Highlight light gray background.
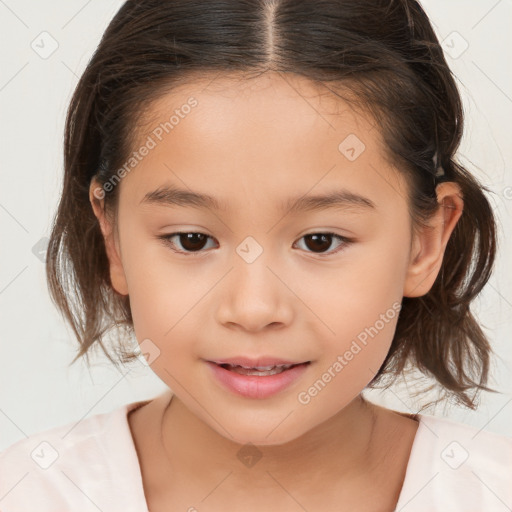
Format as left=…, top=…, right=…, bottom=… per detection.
left=1, top=0, right=511, bottom=452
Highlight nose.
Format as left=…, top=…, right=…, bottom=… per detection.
left=215, top=252, right=294, bottom=333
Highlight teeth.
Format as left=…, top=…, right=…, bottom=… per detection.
left=224, top=364, right=295, bottom=376
left=240, top=364, right=293, bottom=370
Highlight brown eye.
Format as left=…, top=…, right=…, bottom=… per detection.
left=294, top=233, right=351, bottom=255
left=304, top=234, right=332, bottom=252
left=160, top=232, right=215, bottom=254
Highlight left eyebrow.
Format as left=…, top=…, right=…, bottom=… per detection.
left=139, top=184, right=377, bottom=213
left=283, top=189, right=377, bottom=214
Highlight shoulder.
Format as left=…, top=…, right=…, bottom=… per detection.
left=0, top=401, right=150, bottom=512
left=396, top=413, right=512, bottom=512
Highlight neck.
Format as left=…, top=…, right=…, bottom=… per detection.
left=159, top=392, right=380, bottom=491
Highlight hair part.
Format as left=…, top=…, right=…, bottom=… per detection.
left=46, top=0, right=499, bottom=410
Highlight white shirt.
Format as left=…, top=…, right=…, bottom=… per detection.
left=1, top=394, right=511, bottom=511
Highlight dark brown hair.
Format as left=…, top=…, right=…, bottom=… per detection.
left=46, top=0, right=499, bottom=410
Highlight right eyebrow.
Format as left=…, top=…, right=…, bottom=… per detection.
left=140, top=185, right=223, bottom=210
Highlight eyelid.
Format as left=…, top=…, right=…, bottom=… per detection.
left=158, top=231, right=353, bottom=256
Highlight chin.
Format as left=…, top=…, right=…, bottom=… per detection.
left=221, top=421, right=309, bottom=448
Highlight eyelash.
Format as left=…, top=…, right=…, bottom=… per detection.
left=158, top=231, right=353, bottom=257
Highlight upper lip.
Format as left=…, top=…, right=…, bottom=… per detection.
left=208, top=357, right=310, bottom=368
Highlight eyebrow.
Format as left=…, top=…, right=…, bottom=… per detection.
left=139, top=185, right=376, bottom=213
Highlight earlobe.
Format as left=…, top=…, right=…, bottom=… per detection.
left=89, top=179, right=129, bottom=296
left=403, top=182, right=463, bottom=298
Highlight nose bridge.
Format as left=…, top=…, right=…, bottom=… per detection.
left=235, top=238, right=274, bottom=294
left=215, top=235, right=293, bottom=331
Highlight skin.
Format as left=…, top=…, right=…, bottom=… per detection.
left=89, top=71, right=463, bottom=511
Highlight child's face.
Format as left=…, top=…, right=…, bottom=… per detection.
left=92, top=72, right=437, bottom=445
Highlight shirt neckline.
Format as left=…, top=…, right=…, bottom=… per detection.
left=121, top=398, right=154, bottom=512
left=120, top=395, right=426, bottom=510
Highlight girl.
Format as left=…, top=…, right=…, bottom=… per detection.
left=1, top=1, right=510, bottom=511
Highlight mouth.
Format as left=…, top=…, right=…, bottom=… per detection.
left=205, top=358, right=312, bottom=399
left=215, top=362, right=309, bottom=376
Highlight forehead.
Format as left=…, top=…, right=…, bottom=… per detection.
left=120, top=71, right=408, bottom=212
left=138, top=71, right=375, bottom=138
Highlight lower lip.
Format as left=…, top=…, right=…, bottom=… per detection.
left=206, top=361, right=310, bottom=399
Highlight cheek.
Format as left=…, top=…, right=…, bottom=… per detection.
left=128, top=270, right=205, bottom=354
left=297, top=298, right=400, bottom=419
left=295, top=241, right=406, bottom=339
left=118, top=232, right=201, bottom=346
left=294, top=236, right=407, bottom=381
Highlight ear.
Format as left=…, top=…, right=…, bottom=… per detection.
left=403, top=182, right=464, bottom=298
left=89, top=179, right=129, bottom=296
